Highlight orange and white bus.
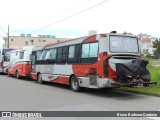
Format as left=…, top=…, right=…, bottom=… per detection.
left=30, top=32, right=156, bottom=92
left=3, top=46, right=34, bottom=78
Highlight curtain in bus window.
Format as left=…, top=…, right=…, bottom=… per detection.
left=89, top=42, right=98, bottom=57
left=50, top=49, right=56, bottom=59
left=36, top=51, right=42, bottom=60
left=41, top=50, right=48, bottom=60
left=69, top=46, right=75, bottom=59
left=45, top=50, right=51, bottom=60
left=82, top=44, right=89, bottom=58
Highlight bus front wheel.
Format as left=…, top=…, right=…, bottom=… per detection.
left=37, top=73, right=44, bottom=84
left=70, top=75, right=81, bottom=92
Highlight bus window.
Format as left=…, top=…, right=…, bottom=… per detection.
left=41, top=50, right=48, bottom=60
left=81, top=44, right=89, bottom=58
left=62, top=46, right=68, bottom=60
left=2, top=48, right=14, bottom=55
left=56, top=46, right=68, bottom=64
left=81, top=42, right=98, bottom=58
left=68, top=46, right=75, bottom=59
left=45, top=50, right=50, bottom=60
left=81, top=42, right=98, bottom=63
left=19, top=52, right=24, bottom=59
left=68, top=44, right=81, bottom=64
left=89, top=42, right=98, bottom=57
left=4, top=53, right=10, bottom=62
left=31, top=55, right=36, bottom=65
left=109, top=36, right=139, bottom=53
left=50, top=49, right=57, bottom=60
left=57, top=47, right=63, bottom=61
left=45, top=49, right=57, bottom=64
left=36, top=51, right=42, bottom=60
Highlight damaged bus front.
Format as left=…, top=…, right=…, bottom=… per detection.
left=107, top=34, right=157, bottom=87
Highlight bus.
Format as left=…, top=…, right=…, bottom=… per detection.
left=3, top=46, right=34, bottom=78
left=30, top=32, right=156, bottom=92
left=0, top=47, right=14, bottom=73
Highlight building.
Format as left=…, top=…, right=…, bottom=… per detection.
left=3, top=34, right=70, bottom=49
left=139, top=34, right=157, bottom=56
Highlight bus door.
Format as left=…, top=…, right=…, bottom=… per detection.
left=30, top=52, right=36, bottom=72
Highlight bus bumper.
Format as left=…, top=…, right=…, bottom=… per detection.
left=111, top=81, right=157, bottom=87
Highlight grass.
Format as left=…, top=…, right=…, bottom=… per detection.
left=117, top=65, right=160, bottom=97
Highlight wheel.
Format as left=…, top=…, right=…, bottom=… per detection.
left=15, top=71, right=20, bottom=79
left=37, top=73, right=44, bottom=84
left=70, top=75, right=81, bottom=92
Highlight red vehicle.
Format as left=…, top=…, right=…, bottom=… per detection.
left=30, top=32, right=156, bottom=92
left=3, top=46, right=34, bottom=78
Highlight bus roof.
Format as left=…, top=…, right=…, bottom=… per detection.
left=31, top=33, right=137, bottom=51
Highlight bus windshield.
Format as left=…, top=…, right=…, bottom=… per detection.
left=3, top=48, right=14, bottom=55
left=109, top=36, right=139, bottom=53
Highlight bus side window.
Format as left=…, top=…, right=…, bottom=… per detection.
left=45, top=50, right=50, bottom=60
left=50, top=49, right=56, bottom=60
left=40, top=50, right=48, bottom=60
left=56, top=46, right=68, bottom=64
left=56, top=47, right=63, bottom=64
left=36, top=51, right=42, bottom=60
left=47, top=48, right=56, bottom=64
left=31, top=53, right=36, bottom=65
left=68, top=46, right=75, bottom=59
left=35, top=51, right=42, bottom=64
left=68, top=44, right=80, bottom=64
left=40, top=50, right=48, bottom=64
left=19, top=52, right=24, bottom=59
left=81, top=42, right=98, bottom=63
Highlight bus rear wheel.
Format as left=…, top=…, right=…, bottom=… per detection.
left=70, top=75, right=82, bottom=92
left=37, top=73, right=44, bottom=84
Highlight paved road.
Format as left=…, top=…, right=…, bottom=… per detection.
left=0, top=74, right=160, bottom=120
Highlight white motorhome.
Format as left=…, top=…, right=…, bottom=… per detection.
left=0, top=47, right=14, bottom=73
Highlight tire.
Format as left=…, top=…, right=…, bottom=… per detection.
left=15, top=71, right=20, bottom=79
left=70, top=75, right=81, bottom=92
left=37, top=73, right=44, bottom=84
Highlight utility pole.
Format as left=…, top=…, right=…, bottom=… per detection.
left=8, top=25, right=9, bottom=48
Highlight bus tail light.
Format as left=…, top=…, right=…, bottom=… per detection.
left=108, top=64, right=117, bottom=79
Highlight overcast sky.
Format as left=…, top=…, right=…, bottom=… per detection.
left=0, top=0, right=160, bottom=46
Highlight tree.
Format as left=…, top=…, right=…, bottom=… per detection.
left=153, top=40, right=160, bottom=59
